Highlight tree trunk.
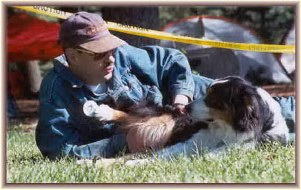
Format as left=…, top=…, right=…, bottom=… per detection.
left=101, top=7, right=159, bottom=47
left=26, top=60, right=42, bottom=94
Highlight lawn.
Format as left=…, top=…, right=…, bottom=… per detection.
left=6, top=124, right=295, bottom=183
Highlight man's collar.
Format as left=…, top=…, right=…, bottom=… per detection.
left=53, top=54, right=85, bottom=88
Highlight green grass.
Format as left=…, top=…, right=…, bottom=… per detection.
left=7, top=126, right=295, bottom=183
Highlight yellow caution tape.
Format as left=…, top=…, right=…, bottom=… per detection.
left=14, top=6, right=72, bottom=19
left=13, top=6, right=295, bottom=53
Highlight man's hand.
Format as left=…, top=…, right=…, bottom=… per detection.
left=173, top=94, right=190, bottom=114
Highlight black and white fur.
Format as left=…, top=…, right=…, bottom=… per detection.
left=120, top=76, right=289, bottom=155
left=185, top=76, right=289, bottom=152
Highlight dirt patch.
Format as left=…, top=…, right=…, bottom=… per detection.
left=7, top=99, right=39, bottom=133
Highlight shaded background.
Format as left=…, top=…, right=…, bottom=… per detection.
left=6, top=5, right=295, bottom=120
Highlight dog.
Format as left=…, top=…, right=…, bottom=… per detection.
left=185, top=76, right=289, bottom=153
left=83, top=76, right=289, bottom=157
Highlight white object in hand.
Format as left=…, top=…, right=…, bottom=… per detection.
left=83, top=100, right=113, bottom=121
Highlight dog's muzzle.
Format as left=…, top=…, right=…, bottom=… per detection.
left=185, top=99, right=213, bottom=121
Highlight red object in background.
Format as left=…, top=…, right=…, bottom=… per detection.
left=7, top=13, right=63, bottom=62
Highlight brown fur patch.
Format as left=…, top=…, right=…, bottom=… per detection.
left=120, top=113, right=176, bottom=153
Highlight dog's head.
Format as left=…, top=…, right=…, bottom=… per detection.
left=187, top=76, right=262, bottom=132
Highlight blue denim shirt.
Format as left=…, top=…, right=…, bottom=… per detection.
left=36, top=44, right=197, bottom=160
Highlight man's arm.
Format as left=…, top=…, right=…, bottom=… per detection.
left=36, top=101, right=127, bottom=160
left=115, top=45, right=195, bottom=105
left=36, top=73, right=127, bottom=160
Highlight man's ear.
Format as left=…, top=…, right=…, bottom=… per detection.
left=64, top=48, right=78, bottom=64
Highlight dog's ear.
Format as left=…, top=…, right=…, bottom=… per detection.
left=232, top=96, right=260, bottom=132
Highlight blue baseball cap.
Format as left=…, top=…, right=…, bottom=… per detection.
left=59, top=11, right=126, bottom=53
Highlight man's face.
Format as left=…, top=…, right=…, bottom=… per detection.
left=67, top=47, right=115, bottom=84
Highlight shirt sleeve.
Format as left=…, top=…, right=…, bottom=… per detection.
left=36, top=100, right=128, bottom=160
left=116, top=45, right=195, bottom=101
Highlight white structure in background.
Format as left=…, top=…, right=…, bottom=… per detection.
left=160, top=16, right=291, bottom=85
left=280, top=25, right=295, bottom=76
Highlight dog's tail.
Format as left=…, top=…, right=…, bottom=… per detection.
left=121, top=113, right=176, bottom=153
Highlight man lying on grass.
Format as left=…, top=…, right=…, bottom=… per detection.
left=36, top=11, right=295, bottom=161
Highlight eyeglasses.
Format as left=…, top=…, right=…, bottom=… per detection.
left=75, top=47, right=113, bottom=60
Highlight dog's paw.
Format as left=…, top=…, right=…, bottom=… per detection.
left=124, top=159, right=150, bottom=167
left=76, top=158, right=123, bottom=168
left=95, top=158, right=123, bottom=168
left=77, top=158, right=151, bottom=168
left=83, top=100, right=114, bottom=121
left=76, top=159, right=93, bottom=166
left=96, top=104, right=114, bottom=121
